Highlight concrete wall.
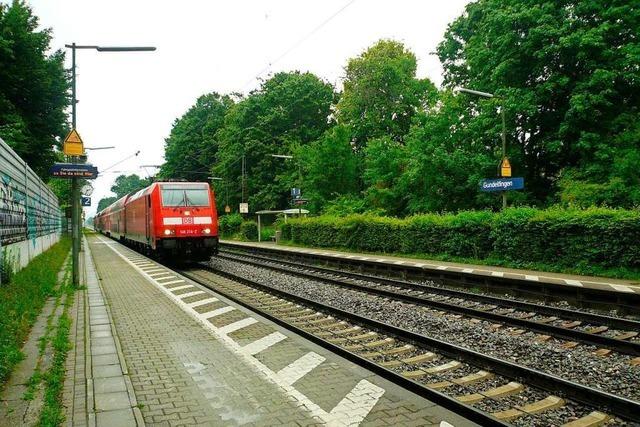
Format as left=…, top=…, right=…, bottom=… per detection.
left=0, top=137, right=62, bottom=276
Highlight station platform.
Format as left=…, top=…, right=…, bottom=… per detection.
left=221, top=240, right=640, bottom=296
left=68, top=234, right=477, bottom=427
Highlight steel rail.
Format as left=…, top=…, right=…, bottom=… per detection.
left=217, top=251, right=640, bottom=356
left=190, top=264, right=640, bottom=422
left=219, top=247, right=640, bottom=331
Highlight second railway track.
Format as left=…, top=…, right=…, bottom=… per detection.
left=217, top=248, right=640, bottom=358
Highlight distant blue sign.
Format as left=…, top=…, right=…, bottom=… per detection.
left=81, top=196, right=91, bottom=207
left=480, top=177, right=524, bottom=192
left=50, top=163, right=98, bottom=179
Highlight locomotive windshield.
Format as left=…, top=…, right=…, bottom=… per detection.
left=161, top=184, right=210, bottom=207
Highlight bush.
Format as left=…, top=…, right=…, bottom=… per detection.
left=281, top=207, right=640, bottom=270
left=240, top=221, right=258, bottom=241
left=218, top=214, right=243, bottom=237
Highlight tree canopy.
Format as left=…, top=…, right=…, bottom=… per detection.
left=0, top=1, right=69, bottom=179
left=159, top=1, right=640, bottom=216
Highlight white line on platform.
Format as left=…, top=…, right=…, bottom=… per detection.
left=169, top=285, right=192, bottom=292
left=188, top=297, right=218, bottom=308
left=436, top=266, right=448, bottom=270
left=241, top=332, right=287, bottom=355
left=218, top=317, right=258, bottom=335
left=155, top=275, right=178, bottom=281
left=179, top=291, right=205, bottom=299
left=525, top=275, right=539, bottom=281
left=564, top=279, right=583, bottom=287
left=491, top=271, right=504, bottom=277
left=141, top=268, right=164, bottom=273
left=462, top=268, right=474, bottom=273
left=277, top=352, right=325, bottom=386
left=98, top=236, right=385, bottom=425
left=326, top=379, right=385, bottom=425
left=610, top=284, right=634, bottom=293
left=201, top=306, right=235, bottom=319
left=394, top=261, right=405, bottom=265
left=161, top=279, right=185, bottom=286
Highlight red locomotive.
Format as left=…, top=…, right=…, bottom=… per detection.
left=94, top=182, right=218, bottom=260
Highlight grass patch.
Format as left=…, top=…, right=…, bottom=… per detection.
left=0, top=236, right=71, bottom=390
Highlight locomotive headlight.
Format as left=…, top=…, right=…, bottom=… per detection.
left=164, top=229, right=173, bottom=236
left=203, top=228, right=211, bottom=234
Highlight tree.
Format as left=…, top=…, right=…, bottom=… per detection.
left=362, top=136, right=407, bottom=215
left=110, top=174, right=151, bottom=199
left=437, top=0, right=640, bottom=205
left=0, top=1, right=69, bottom=179
left=401, top=92, right=497, bottom=213
left=336, top=40, right=437, bottom=149
left=214, top=71, right=334, bottom=211
left=160, top=92, right=234, bottom=181
left=298, top=126, right=359, bottom=212
left=97, top=197, right=117, bottom=212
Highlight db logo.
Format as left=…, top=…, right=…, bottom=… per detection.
left=183, top=217, right=194, bottom=224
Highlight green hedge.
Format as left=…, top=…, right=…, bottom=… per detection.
left=282, top=208, right=640, bottom=270
left=218, top=214, right=243, bottom=237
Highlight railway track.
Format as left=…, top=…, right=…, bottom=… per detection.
left=179, top=264, right=640, bottom=426
left=218, top=249, right=640, bottom=358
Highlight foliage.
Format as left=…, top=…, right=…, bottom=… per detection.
left=298, top=126, right=359, bottom=212
left=218, top=213, right=243, bottom=237
left=214, top=71, right=334, bottom=212
left=239, top=220, right=258, bottom=241
left=437, top=0, right=640, bottom=206
left=282, top=208, right=640, bottom=270
left=0, top=236, right=70, bottom=387
left=159, top=92, right=234, bottom=181
left=111, top=174, right=151, bottom=199
left=336, top=39, right=437, bottom=149
left=0, top=1, right=69, bottom=179
left=96, top=196, right=117, bottom=212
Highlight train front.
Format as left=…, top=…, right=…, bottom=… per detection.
left=154, top=182, right=219, bottom=260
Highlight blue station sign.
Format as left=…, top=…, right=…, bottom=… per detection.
left=480, top=177, right=524, bottom=192
left=50, top=163, right=98, bottom=179
left=81, top=196, right=91, bottom=207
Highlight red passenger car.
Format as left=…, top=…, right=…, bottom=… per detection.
left=95, top=182, right=218, bottom=260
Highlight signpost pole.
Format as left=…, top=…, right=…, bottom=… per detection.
left=501, top=106, right=507, bottom=209
left=70, top=43, right=80, bottom=287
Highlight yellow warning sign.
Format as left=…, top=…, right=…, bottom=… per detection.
left=500, top=157, right=512, bottom=177
left=63, top=129, right=84, bottom=156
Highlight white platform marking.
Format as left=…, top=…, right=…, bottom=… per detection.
left=161, top=279, right=185, bottom=286
left=436, top=265, right=448, bottom=270
left=326, top=379, right=385, bottom=425
left=462, top=268, right=474, bottom=273
left=201, top=306, right=235, bottom=319
left=277, top=352, right=325, bottom=386
left=188, top=297, right=218, bottom=308
left=610, top=284, right=634, bottom=293
left=242, top=332, right=287, bottom=355
left=155, top=275, right=178, bottom=281
left=218, top=317, right=258, bottom=335
left=564, top=279, right=583, bottom=287
left=491, top=271, right=504, bottom=277
left=169, top=284, right=192, bottom=292
left=98, top=236, right=385, bottom=425
left=525, top=275, right=539, bottom=281
left=179, top=291, right=205, bottom=299
left=394, top=261, right=405, bottom=265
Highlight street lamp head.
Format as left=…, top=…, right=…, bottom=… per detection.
left=96, top=46, right=156, bottom=52
left=455, top=87, right=495, bottom=98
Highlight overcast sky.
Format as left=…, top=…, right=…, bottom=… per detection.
left=27, top=0, right=471, bottom=216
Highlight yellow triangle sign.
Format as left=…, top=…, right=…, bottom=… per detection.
left=63, top=129, right=84, bottom=156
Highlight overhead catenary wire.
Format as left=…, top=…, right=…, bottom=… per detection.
left=242, top=0, right=357, bottom=91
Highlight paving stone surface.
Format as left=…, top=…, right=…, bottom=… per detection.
left=88, top=235, right=477, bottom=426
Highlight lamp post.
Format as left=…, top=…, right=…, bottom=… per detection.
left=65, top=43, right=155, bottom=286
left=456, top=87, right=508, bottom=209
